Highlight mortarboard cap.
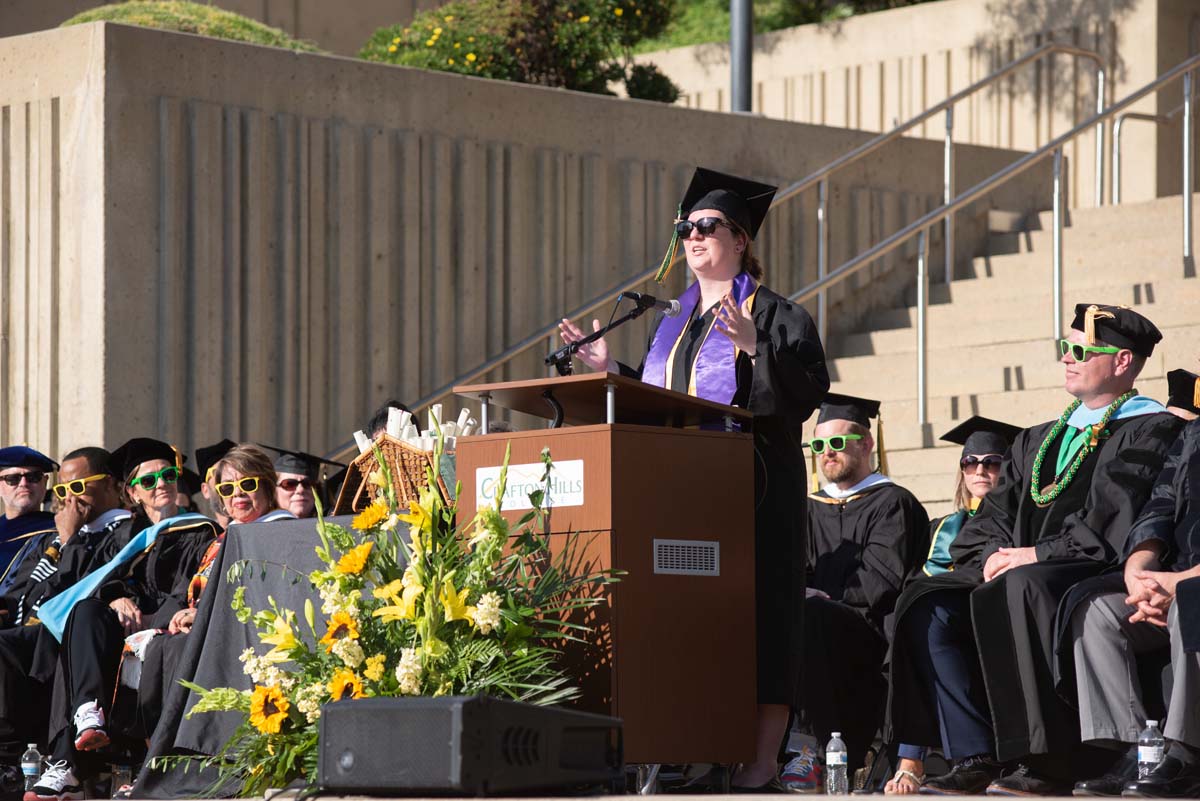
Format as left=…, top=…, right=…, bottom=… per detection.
left=816, top=393, right=882, bottom=428
left=259, top=444, right=345, bottom=482
left=110, top=437, right=177, bottom=482
left=1070, top=304, right=1162, bottom=357
left=940, top=416, right=1023, bottom=457
left=0, top=446, right=58, bottom=472
left=178, top=467, right=202, bottom=497
left=195, top=438, right=237, bottom=484
left=1167, top=369, right=1200, bottom=416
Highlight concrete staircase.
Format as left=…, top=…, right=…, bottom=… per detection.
left=811, top=194, right=1200, bottom=519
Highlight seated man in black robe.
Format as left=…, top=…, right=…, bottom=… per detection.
left=884, top=304, right=1183, bottom=795
left=0, top=446, right=58, bottom=586
left=802, top=394, right=929, bottom=772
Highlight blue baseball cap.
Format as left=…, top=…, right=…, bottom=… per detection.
left=0, top=446, right=59, bottom=472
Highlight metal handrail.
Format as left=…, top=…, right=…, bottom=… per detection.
left=787, top=52, right=1200, bottom=426
left=773, top=41, right=1105, bottom=341
left=1112, top=85, right=1200, bottom=203
left=324, top=43, right=1109, bottom=462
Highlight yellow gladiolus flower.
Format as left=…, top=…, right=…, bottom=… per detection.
left=614, top=7, right=624, bottom=16
left=336, top=542, right=373, bottom=575
left=353, top=501, right=388, bottom=531
left=373, top=582, right=423, bottom=622
left=249, top=685, right=290, bottom=734
left=440, top=579, right=475, bottom=623
left=388, top=45, right=398, bottom=53
left=319, top=611, right=359, bottom=652
left=373, top=578, right=403, bottom=601
left=466, top=53, right=476, bottom=62
left=260, top=616, right=298, bottom=663
left=328, top=669, right=365, bottom=701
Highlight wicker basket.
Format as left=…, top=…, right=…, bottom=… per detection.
left=332, top=434, right=450, bottom=515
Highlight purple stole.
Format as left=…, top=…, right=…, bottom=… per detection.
left=642, top=271, right=759, bottom=405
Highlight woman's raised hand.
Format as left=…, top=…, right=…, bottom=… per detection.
left=557, top=318, right=614, bottom=373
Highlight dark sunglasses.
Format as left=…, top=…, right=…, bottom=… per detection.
left=50, top=474, right=110, bottom=499
left=1058, top=338, right=1121, bottom=362
left=0, top=470, right=46, bottom=487
left=215, top=476, right=262, bottom=498
left=673, top=216, right=737, bottom=239
left=960, top=455, right=1004, bottom=470
left=128, top=465, right=180, bottom=491
left=278, top=477, right=313, bottom=492
left=808, top=434, right=864, bottom=454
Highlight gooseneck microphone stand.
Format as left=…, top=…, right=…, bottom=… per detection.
left=545, top=295, right=659, bottom=377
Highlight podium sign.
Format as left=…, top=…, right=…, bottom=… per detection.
left=455, top=375, right=757, bottom=764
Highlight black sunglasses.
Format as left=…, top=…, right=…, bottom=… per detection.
left=960, top=455, right=1004, bottom=470
left=0, top=470, right=46, bottom=487
left=674, top=217, right=738, bottom=239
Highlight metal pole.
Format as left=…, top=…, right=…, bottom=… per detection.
left=1184, top=70, right=1194, bottom=267
left=1095, top=67, right=1106, bottom=207
left=943, top=107, right=955, bottom=284
left=605, top=382, right=616, bottom=425
left=1112, top=115, right=1125, bottom=205
left=916, top=228, right=929, bottom=427
left=816, top=178, right=828, bottom=345
left=730, top=0, right=752, bottom=113
left=479, top=393, right=491, bottom=435
left=1052, top=148, right=1064, bottom=338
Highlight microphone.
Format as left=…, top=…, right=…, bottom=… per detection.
left=620, top=291, right=682, bottom=317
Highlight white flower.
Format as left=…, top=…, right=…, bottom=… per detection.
left=240, top=650, right=295, bottom=688
left=381, top=513, right=400, bottom=532
left=332, top=637, right=365, bottom=669
left=395, top=647, right=423, bottom=695
left=295, top=682, right=326, bottom=723
left=319, top=583, right=362, bottom=619
left=474, top=592, right=502, bottom=635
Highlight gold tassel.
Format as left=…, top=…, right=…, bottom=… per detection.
left=810, top=448, right=820, bottom=493
left=1193, top=377, right=1200, bottom=410
left=172, top=446, right=184, bottom=472
left=1083, top=304, right=1115, bottom=345
left=876, top=414, right=889, bottom=477
left=653, top=204, right=683, bottom=284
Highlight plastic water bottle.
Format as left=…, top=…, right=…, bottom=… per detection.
left=825, top=732, right=848, bottom=795
left=20, top=743, right=41, bottom=791
left=1138, top=720, right=1165, bottom=779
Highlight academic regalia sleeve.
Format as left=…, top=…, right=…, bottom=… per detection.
left=950, top=427, right=1035, bottom=571
left=1123, top=423, right=1194, bottom=562
left=747, top=291, right=830, bottom=419
left=1034, top=413, right=1184, bottom=563
left=841, top=490, right=931, bottom=627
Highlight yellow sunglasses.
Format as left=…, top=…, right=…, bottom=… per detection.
left=51, top=474, right=111, bottom=500
left=215, top=476, right=262, bottom=498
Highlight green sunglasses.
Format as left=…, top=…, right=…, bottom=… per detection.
left=128, top=465, right=180, bottom=490
left=808, top=434, right=864, bottom=454
left=1058, top=338, right=1122, bottom=362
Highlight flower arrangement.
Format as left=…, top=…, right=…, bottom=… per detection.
left=177, top=437, right=618, bottom=796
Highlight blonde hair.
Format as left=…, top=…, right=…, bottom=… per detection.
left=952, top=470, right=973, bottom=513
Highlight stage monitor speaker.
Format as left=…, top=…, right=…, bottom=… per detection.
left=318, top=695, right=623, bottom=796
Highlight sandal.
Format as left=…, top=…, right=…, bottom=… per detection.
left=885, top=768, right=924, bottom=795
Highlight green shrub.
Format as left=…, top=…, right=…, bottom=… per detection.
left=61, top=1, right=322, bottom=52
left=361, top=0, right=680, bottom=102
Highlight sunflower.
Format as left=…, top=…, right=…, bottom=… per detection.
left=336, top=542, right=374, bottom=575
left=328, top=669, right=365, bottom=701
left=319, top=611, right=360, bottom=652
left=353, top=501, right=389, bottom=531
left=249, top=685, right=290, bottom=734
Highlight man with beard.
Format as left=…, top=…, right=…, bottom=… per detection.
left=884, top=304, right=1183, bottom=795
left=802, top=394, right=929, bottom=773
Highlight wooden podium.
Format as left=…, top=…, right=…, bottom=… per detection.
left=454, top=373, right=757, bottom=764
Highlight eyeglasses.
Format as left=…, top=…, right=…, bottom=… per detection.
left=960, top=454, right=1004, bottom=471
left=215, top=476, right=262, bottom=498
left=128, top=465, right=180, bottom=491
left=50, top=474, right=110, bottom=500
left=0, top=470, right=46, bottom=488
left=673, top=217, right=737, bottom=239
left=808, top=434, right=864, bottom=454
left=1058, top=339, right=1122, bottom=362
left=278, top=477, right=313, bottom=492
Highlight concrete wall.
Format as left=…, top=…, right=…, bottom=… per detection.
left=640, top=0, right=1200, bottom=207
left=0, top=22, right=1049, bottom=460
left=0, top=0, right=441, bottom=56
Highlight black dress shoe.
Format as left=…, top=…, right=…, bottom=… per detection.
left=1122, top=755, right=1200, bottom=797
left=987, top=764, right=1073, bottom=796
left=919, top=754, right=1004, bottom=795
left=1076, top=750, right=1138, bottom=796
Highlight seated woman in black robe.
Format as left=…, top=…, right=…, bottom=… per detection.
left=558, top=167, right=829, bottom=790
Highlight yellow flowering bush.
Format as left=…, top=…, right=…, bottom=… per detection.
left=176, top=436, right=618, bottom=796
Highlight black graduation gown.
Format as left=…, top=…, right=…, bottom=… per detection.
left=803, top=481, right=929, bottom=767
left=884, top=410, right=1183, bottom=762
left=619, top=283, right=829, bottom=705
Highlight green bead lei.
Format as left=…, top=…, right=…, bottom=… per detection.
left=1029, top=389, right=1138, bottom=506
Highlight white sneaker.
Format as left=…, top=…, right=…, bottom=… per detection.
left=72, top=700, right=109, bottom=751
left=23, top=761, right=84, bottom=801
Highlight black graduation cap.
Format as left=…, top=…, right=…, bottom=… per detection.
left=110, top=437, right=177, bottom=483
left=1167, top=369, right=1200, bottom=415
left=816, top=393, right=881, bottom=428
left=1070, top=303, right=1162, bottom=357
left=0, top=446, right=58, bottom=472
left=654, top=167, right=777, bottom=282
left=940, top=416, right=1023, bottom=457
left=258, top=444, right=345, bottom=482
left=178, top=467, right=202, bottom=497
left=195, top=438, right=237, bottom=484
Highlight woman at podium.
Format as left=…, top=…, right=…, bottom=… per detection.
left=558, top=167, right=830, bottom=790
